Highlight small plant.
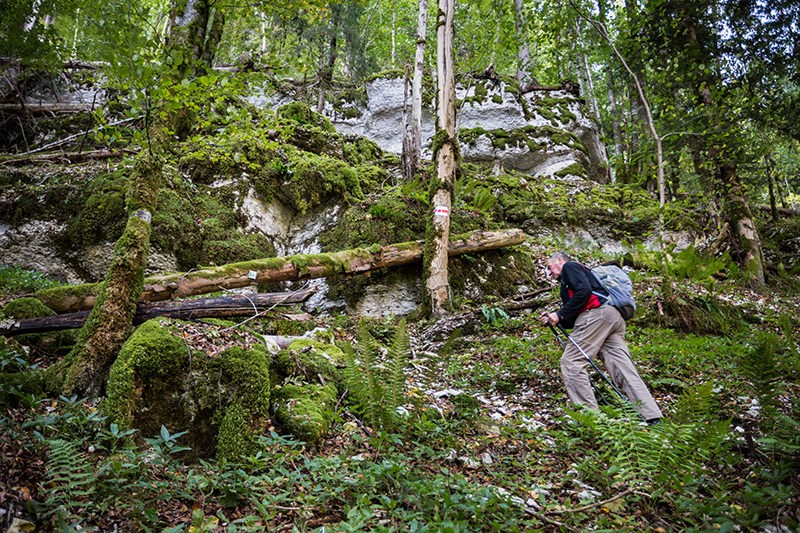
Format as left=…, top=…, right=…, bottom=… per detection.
left=481, top=304, right=509, bottom=327
left=343, top=318, right=411, bottom=434
left=39, top=438, right=95, bottom=530
left=0, top=265, right=62, bottom=296
left=566, top=384, right=730, bottom=493
left=738, top=332, right=800, bottom=465
left=144, top=425, right=191, bottom=460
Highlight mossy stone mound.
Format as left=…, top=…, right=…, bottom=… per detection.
left=272, top=382, right=338, bottom=446
left=274, top=338, right=344, bottom=386
left=1, top=297, right=56, bottom=319
left=103, top=318, right=271, bottom=460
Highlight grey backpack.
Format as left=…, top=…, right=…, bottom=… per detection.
left=591, top=265, right=636, bottom=320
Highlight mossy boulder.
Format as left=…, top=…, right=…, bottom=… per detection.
left=274, top=338, right=344, bottom=386
left=272, top=382, right=338, bottom=446
left=1, top=297, right=56, bottom=319
left=65, top=171, right=128, bottom=247
left=103, top=318, right=271, bottom=460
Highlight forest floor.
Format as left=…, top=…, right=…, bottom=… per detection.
left=1, top=279, right=799, bottom=532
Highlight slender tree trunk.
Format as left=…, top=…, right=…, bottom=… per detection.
left=580, top=11, right=671, bottom=297
left=572, top=20, right=600, bottom=124
left=407, top=0, right=428, bottom=179
left=766, top=156, right=779, bottom=221
left=605, top=71, right=625, bottom=182
left=317, top=5, right=341, bottom=114
left=620, top=0, right=648, bottom=184
left=425, top=0, right=457, bottom=316
left=596, top=0, right=622, bottom=182
left=391, top=11, right=397, bottom=68
left=514, top=0, right=532, bottom=87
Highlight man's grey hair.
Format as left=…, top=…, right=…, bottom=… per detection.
left=548, top=251, right=572, bottom=263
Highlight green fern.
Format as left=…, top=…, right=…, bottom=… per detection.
left=738, top=332, right=800, bottom=464
left=343, top=319, right=411, bottom=434
left=571, top=384, right=729, bottom=491
left=41, top=438, right=94, bottom=527
left=386, top=318, right=410, bottom=427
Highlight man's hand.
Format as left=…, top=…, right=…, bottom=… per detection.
left=539, top=312, right=559, bottom=326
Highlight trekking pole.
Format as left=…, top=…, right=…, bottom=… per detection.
left=553, top=324, right=629, bottom=404
left=547, top=324, right=609, bottom=404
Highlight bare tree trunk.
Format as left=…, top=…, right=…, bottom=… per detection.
left=391, top=11, right=397, bottom=68
left=514, top=0, right=532, bottom=87
left=620, top=0, right=648, bottom=184
left=425, top=0, right=457, bottom=316
left=766, top=156, right=779, bottom=221
left=605, top=72, right=624, bottom=182
left=402, top=0, right=428, bottom=181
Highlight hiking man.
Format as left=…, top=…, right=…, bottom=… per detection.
left=539, top=251, right=662, bottom=423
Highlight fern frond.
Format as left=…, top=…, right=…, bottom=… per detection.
left=385, top=318, right=410, bottom=431
left=42, top=438, right=94, bottom=525
left=343, top=320, right=412, bottom=434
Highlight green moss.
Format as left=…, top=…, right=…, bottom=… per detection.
left=272, top=382, right=338, bottom=445
left=1, top=297, right=56, bottom=319
left=321, top=185, right=427, bottom=253
left=554, top=163, right=587, bottom=178
left=459, top=126, right=550, bottom=153
left=66, top=170, right=128, bottom=247
left=213, top=346, right=271, bottom=461
left=342, top=137, right=383, bottom=166
left=449, top=249, right=537, bottom=299
left=102, top=318, right=187, bottom=430
left=537, top=96, right=579, bottom=126
left=278, top=149, right=363, bottom=214
left=277, top=102, right=336, bottom=133
left=366, top=69, right=405, bottom=82
left=201, top=233, right=275, bottom=265
left=274, top=339, right=344, bottom=385
left=103, top=319, right=272, bottom=460
left=178, top=126, right=278, bottom=185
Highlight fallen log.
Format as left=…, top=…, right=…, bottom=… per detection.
left=1, top=288, right=316, bottom=336
left=0, top=149, right=133, bottom=166
left=0, top=102, right=95, bottom=114
left=35, top=228, right=526, bottom=313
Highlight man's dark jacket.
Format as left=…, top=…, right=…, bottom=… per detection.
left=556, top=261, right=608, bottom=329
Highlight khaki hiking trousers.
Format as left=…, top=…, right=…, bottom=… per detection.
left=560, top=304, right=662, bottom=421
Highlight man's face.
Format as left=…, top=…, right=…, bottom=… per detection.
left=546, top=258, right=565, bottom=278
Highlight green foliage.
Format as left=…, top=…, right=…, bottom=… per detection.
left=343, top=319, right=410, bottom=434
left=40, top=438, right=95, bottom=530
left=0, top=266, right=62, bottom=296
left=480, top=304, right=509, bottom=327
left=568, top=387, right=729, bottom=492
left=738, top=332, right=800, bottom=465
left=144, top=425, right=191, bottom=460
left=668, top=247, right=739, bottom=287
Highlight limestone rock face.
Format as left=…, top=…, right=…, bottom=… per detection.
left=326, top=76, right=608, bottom=182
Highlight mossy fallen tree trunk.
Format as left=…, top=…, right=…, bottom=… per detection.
left=1, top=288, right=315, bottom=336
left=35, top=228, right=525, bottom=314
